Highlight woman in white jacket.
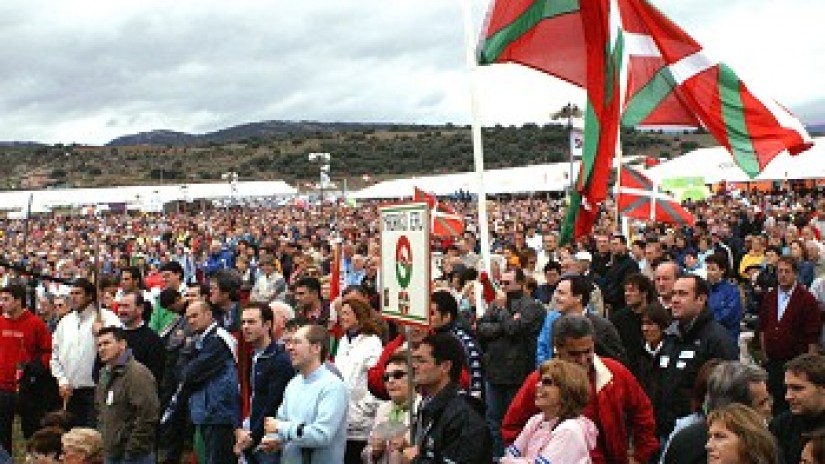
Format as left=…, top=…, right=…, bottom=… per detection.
left=335, top=297, right=385, bottom=463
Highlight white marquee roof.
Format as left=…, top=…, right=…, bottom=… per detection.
left=353, top=161, right=580, bottom=199
left=646, top=137, right=825, bottom=184
left=0, top=180, right=297, bottom=211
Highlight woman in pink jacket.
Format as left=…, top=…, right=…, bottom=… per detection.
left=502, top=359, right=598, bottom=464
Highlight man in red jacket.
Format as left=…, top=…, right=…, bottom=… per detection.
left=501, top=314, right=658, bottom=464
left=759, top=256, right=822, bottom=414
left=0, top=284, right=54, bottom=454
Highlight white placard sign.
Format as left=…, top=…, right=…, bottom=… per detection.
left=380, top=203, right=431, bottom=327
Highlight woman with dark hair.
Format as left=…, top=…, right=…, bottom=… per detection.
left=335, top=297, right=384, bottom=463
left=636, top=303, right=672, bottom=401
left=26, top=427, right=64, bottom=464
left=802, top=429, right=825, bottom=464
left=789, top=239, right=816, bottom=287
left=706, top=404, right=779, bottom=464
left=502, top=359, right=597, bottom=463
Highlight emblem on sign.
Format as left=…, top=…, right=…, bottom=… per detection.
left=395, top=235, right=413, bottom=289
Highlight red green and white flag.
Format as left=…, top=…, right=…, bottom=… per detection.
left=479, top=0, right=813, bottom=240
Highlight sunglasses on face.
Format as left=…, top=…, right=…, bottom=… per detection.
left=539, top=377, right=556, bottom=387
left=383, top=370, right=407, bottom=382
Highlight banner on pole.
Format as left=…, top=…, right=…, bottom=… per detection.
left=380, top=203, right=431, bottom=327
left=660, top=177, right=710, bottom=201
left=570, top=126, right=584, bottom=161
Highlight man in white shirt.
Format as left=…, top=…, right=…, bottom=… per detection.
left=250, top=257, right=286, bottom=304
left=50, top=278, right=120, bottom=427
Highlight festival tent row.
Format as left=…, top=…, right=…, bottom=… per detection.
left=352, top=161, right=580, bottom=199
left=645, top=137, right=825, bottom=185
left=0, top=180, right=297, bottom=216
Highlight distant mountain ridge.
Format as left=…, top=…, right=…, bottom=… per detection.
left=106, top=120, right=411, bottom=146
left=106, top=120, right=825, bottom=147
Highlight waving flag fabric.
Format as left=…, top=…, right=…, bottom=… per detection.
left=414, top=187, right=465, bottom=237
left=617, top=165, right=695, bottom=226
left=479, top=0, right=813, bottom=240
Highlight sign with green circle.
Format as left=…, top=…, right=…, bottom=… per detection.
left=395, top=235, right=413, bottom=289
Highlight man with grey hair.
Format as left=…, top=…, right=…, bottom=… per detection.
left=661, top=361, right=771, bottom=463
left=269, top=301, right=294, bottom=346
left=344, top=254, right=366, bottom=287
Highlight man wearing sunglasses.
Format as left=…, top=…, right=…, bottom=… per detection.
left=502, top=315, right=658, bottom=464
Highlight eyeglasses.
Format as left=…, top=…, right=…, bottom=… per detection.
left=539, top=377, right=556, bottom=387
left=383, top=370, right=408, bottom=382
left=500, top=280, right=512, bottom=285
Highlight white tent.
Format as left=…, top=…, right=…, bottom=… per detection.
left=646, top=137, right=825, bottom=184
left=0, top=180, right=297, bottom=212
left=353, top=161, right=580, bottom=199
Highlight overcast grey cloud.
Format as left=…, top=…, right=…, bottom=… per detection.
left=0, top=0, right=821, bottom=144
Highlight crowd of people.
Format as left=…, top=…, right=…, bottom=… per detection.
left=0, top=185, right=824, bottom=463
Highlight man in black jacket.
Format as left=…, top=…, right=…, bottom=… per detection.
left=401, top=333, right=491, bottom=463
left=770, top=353, right=825, bottom=464
left=235, top=303, right=295, bottom=464
left=476, top=268, right=545, bottom=457
left=602, top=234, right=641, bottom=313
left=654, top=275, right=739, bottom=439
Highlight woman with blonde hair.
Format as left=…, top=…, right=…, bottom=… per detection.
left=60, top=428, right=103, bottom=464
left=706, top=404, right=779, bottom=464
left=502, top=359, right=598, bottom=463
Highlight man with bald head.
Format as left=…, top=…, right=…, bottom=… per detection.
left=654, top=261, right=680, bottom=311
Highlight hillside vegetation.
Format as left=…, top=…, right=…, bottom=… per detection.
left=0, top=121, right=715, bottom=190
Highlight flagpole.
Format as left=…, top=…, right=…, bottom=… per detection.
left=613, top=139, right=624, bottom=233
left=461, top=0, right=491, bottom=275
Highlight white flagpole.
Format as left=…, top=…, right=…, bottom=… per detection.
left=613, top=140, right=624, bottom=232
left=650, top=180, right=658, bottom=221
left=461, top=0, right=491, bottom=275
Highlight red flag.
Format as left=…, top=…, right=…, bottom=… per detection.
left=479, top=0, right=812, bottom=182
left=329, top=240, right=341, bottom=300
left=414, top=187, right=465, bottom=237
left=617, top=165, right=695, bottom=226
left=413, top=187, right=437, bottom=210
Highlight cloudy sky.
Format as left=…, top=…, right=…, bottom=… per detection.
left=0, top=0, right=822, bottom=145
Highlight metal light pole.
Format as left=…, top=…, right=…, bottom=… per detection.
left=308, top=152, right=331, bottom=206
left=221, top=172, right=238, bottom=208
left=552, top=103, right=582, bottom=199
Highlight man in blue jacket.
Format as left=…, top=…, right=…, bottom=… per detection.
left=705, top=254, right=743, bottom=344
left=180, top=300, right=240, bottom=464
left=203, top=240, right=235, bottom=277
left=235, top=303, right=295, bottom=464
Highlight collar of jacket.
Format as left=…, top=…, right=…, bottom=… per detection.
left=256, top=341, right=280, bottom=361
left=434, top=321, right=456, bottom=334
left=665, top=308, right=713, bottom=340
left=592, top=355, right=613, bottom=393
left=106, top=349, right=133, bottom=376
left=421, top=382, right=460, bottom=418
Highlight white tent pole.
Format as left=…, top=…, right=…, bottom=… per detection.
left=461, top=0, right=491, bottom=275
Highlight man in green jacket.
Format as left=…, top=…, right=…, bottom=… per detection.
left=95, top=326, right=159, bottom=464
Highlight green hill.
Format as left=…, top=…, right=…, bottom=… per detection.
left=0, top=122, right=715, bottom=190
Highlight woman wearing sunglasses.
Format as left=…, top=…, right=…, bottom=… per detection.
left=362, top=351, right=422, bottom=463
left=502, top=359, right=597, bottom=464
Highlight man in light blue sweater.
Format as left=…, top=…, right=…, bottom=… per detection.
left=261, top=324, right=348, bottom=463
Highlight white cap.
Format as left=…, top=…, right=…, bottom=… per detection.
left=574, top=251, right=592, bottom=261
